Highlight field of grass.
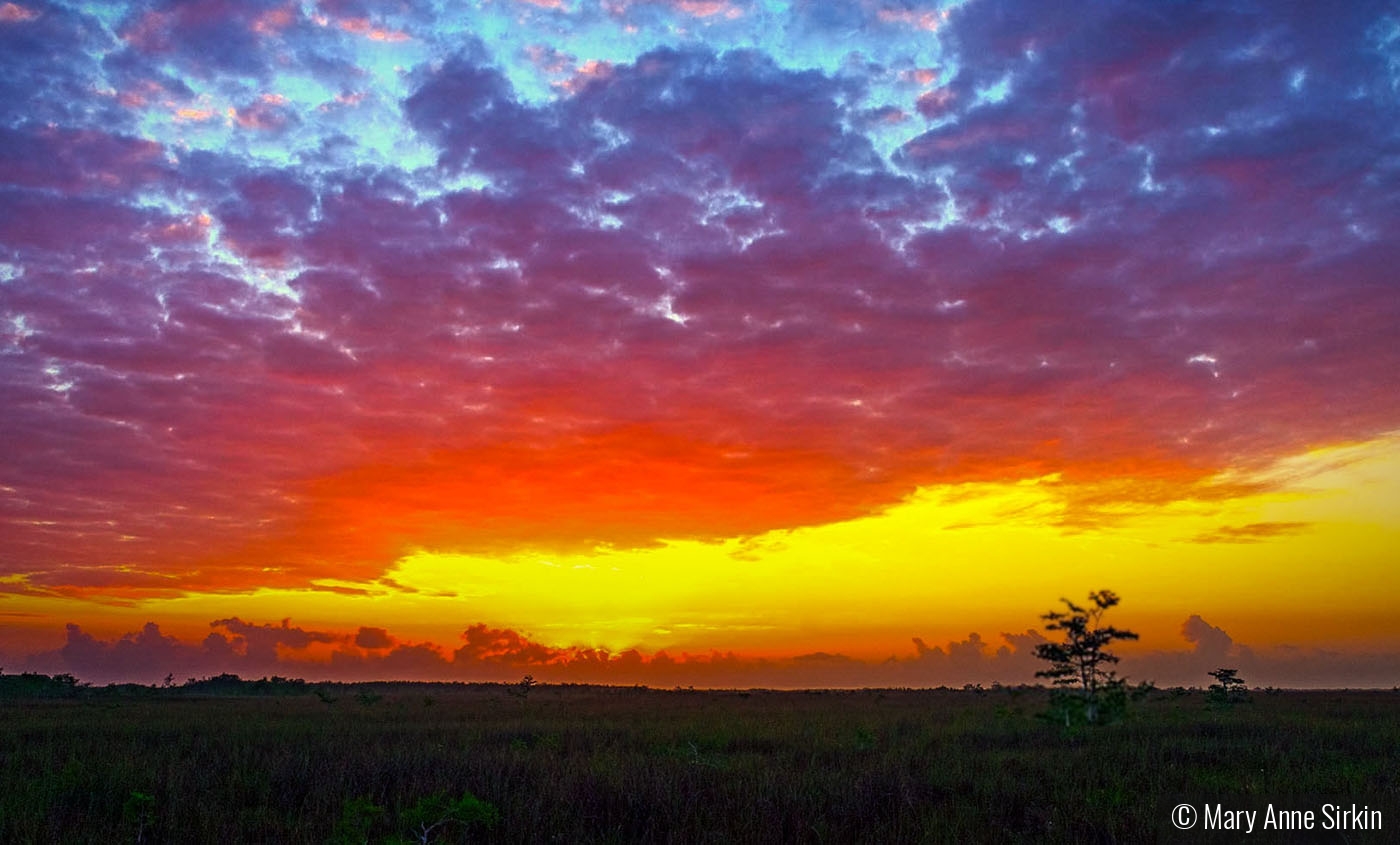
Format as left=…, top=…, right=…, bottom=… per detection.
left=1, top=676, right=1397, bottom=843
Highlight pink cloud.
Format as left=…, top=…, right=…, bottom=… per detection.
left=915, top=87, right=955, bottom=118
left=673, top=0, right=744, bottom=19
left=877, top=7, right=945, bottom=32
left=232, top=93, right=296, bottom=132
left=0, top=2, right=38, bottom=23
left=899, top=68, right=939, bottom=87
left=556, top=59, right=615, bottom=94
left=251, top=5, right=297, bottom=35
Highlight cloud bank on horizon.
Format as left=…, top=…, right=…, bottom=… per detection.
left=13, top=613, right=1400, bottom=691
left=1, top=0, right=1398, bottom=622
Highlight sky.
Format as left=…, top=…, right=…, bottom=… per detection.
left=1, top=0, right=1398, bottom=687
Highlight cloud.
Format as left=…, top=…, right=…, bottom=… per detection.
left=41, top=621, right=237, bottom=683
left=117, top=0, right=289, bottom=79
left=353, top=626, right=393, bottom=649
left=14, top=615, right=1400, bottom=688
left=1189, top=521, right=1310, bottom=544
left=210, top=617, right=342, bottom=662
left=1180, top=614, right=1235, bottom=659
left=1125, top=616, right=1400, bottom=690
left=230, top=93, right=299, bottom=133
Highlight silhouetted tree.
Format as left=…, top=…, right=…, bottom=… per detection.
left=506, top=674, right=536, bottom=700
left=1206, top=667, right=1250, bottom=705
left=1034, top=590, right=1140, bottom=726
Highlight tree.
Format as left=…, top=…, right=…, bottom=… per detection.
left=506, top=674, right=536, bottom=700
left=1033, top=589, right=1140, bottom=726
left=1206, top=667, right=1249, bottom=706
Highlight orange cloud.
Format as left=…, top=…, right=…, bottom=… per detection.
left=283, top=425, right=916, bottom=564
left=556, top=59, right=615, bottom=94
left=337, top=17, right=410, bottom=42
left=174, top=107, right=217, bottom=122
left=1, top=413, right=1256, bottom=603
left=1189, top=521, right=1311, bottom=544
left=900, top=68, right=939, bottom=87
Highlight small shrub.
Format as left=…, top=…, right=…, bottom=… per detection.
left=329, top=796, right=385, bottom=845
left=853, top=726, right=877, bottom=751
left=395, top=790, right=499, bottom=845
left=122, top=790, right=156, bottom=844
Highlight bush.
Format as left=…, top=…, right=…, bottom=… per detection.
left=395, top=790, right=499, bottom=844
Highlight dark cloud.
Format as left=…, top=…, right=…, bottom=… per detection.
left=0, top=2, right=121, bottom=126
left=115, top=0, right=289, bottom=79
left=210, top=617, right=342, bottom=662
left=405, top=50, right=576, bottom=182
left=353, top=626, right=393, bottom=649
left=1180, top=614, right=1236, bottom=660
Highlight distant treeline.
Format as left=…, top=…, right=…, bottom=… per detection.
left=0, top=671, right=323, bottom=698
left=0, top=671, right=643, bottom=699
left=0, top=671, right=1074, bottom=700
left=0, top=672, right=86, bottom=698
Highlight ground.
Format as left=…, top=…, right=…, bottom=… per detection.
left=1, top=679, right=1396, bottom=843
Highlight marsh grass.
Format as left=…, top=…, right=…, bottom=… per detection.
left=0, top=682, right=1396, bottom=843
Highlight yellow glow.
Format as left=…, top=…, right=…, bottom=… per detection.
left=10, top=434, right=1399, bottom=659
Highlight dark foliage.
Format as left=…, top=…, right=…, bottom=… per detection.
left=1206, top=668, right=1251, bottom=706
left=1034, top=590, right=1141, bottom=726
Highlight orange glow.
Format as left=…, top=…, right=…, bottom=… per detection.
left=275, top=426, right=914, bottom=566
left=174, top=107, right=216, bottom=122
left=6, top=435, right=1396, bottom=678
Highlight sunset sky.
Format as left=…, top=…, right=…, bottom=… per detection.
left=2, top=0, right=1398, bottom=687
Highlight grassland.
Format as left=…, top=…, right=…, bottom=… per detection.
left=1, top=677, right=1396, bottom=843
